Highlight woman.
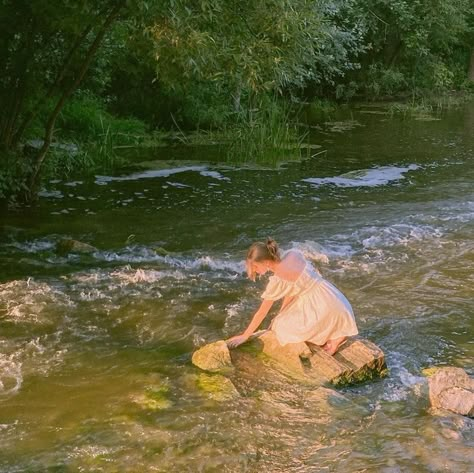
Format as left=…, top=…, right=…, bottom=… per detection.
left=227, top=238, right=358, bottom=355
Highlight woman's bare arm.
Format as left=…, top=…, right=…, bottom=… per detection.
left=242, top=299, right=274, bottom=337
left=227, top=299, right=274, bottom=347
left=280, top=295, right=296, bottom=312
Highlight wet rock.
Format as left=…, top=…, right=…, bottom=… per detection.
left=311, top=337, right=388, bottom=387
left=196, top=373, right=240, bottom=401
left=250, top=331, right=387, bottom=387
left=130, top=383, right=173, bottom=410
left=248, top=329, right=313, bottom=377
left=56, top=239, right=98, bottom=255
left=193, top=331, right=387, bottom=387
left=427, top=367, right=474, bottom=417
left=191, top=340, right=233, bottom=372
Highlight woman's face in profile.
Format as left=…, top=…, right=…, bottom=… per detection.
left=252, top=261, right=269, bottom=276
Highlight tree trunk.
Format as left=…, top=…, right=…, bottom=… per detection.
left=469, top=49, right=474, bottom=82
left=12, top=22, right=95, bottom=146
left=0, top=19, right=36, bottom=150
left=27, top=2, right=124, bottom=197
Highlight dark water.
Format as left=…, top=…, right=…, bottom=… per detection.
left=0, top=103, right=473, bottom=472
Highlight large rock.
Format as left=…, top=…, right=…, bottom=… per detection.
left=249, top=329, right=313, bottom=376
left=191, top=340, right=233, bottom=372
left=192, top=331, right=387, bottom=387
left=428, top=367, right=474, bottom=417
left=249, top=331, right=387, bottom=386
left=56, top=239, right=97, bottom=255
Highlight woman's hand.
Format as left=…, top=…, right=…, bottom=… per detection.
left=226, top=333, right=249, bottom=348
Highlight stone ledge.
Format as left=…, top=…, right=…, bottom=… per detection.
left=192, top=330, right=387, bottom=387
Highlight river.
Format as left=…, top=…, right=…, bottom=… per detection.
left=0, top=103, right=473, bottom=472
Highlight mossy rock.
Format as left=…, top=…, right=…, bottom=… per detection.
left=192, top=340, right=233, bottom=372
left=196, top=373, right=240, bottom=401
left=56, top=239, right=97, bottom=255
left=130, top=383, right=173, bottom=410
left=422, top=367, right=444, bottom=378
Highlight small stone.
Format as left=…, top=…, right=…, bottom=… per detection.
left=191, top=340, right=233, bottom=372
left=56, top=239, right=97, bottom=255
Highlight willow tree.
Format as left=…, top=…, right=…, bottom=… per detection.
left=0, top=0, right=168, bottom=200
left=150, top=0, right=365, bottom=111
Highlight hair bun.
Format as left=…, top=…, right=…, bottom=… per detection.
left=265, top=237, right=279, bottom=257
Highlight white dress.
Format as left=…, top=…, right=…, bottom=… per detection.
left=261, top=251, right=358, bottom=346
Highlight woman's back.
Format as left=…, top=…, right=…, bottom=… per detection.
left=275, top=250, right=306, bottom=282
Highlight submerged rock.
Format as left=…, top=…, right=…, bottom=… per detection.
left=427, top=367, right=474, bottom=417
left=196, top=373, right=240, bottom=401
left=130, top=383, right=173, bottom=410
left=56, top=239, right=98, bottom=255
left=191, top=340, right=233, bottom=372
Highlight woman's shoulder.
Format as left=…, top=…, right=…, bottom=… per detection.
left=282, top=248, right=306, bottom=261
left=281, top=249, right=307, bottom=270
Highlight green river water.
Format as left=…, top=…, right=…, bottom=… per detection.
left=0, top=103, right=473, bottom=472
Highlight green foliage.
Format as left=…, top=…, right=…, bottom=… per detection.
left=0, top=152, right=30, bottom=202
left=0, top=0, right=473, bottom=204
left=151, top=0, right=366, bottom=97
left=338, top=0, right=474, bottom=97
left=364, top=65, right=408, bottom=97
left=57, top=92, right=147, bottom=144
left=225, top=97, right=307, bottom=166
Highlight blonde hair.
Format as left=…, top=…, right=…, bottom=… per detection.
left=246, top=237, right=280, bottom=280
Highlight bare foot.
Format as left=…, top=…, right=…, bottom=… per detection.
left=322, top=336, right=347, bottom=356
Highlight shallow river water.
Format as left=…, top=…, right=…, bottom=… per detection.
left=0, top=104, right=473, bottom=472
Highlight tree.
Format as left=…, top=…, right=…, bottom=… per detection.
left=0, top=1, right=134, bottom=199
left=149, top=0, right=365, bottom=109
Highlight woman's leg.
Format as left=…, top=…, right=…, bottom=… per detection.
left=322, top=336, right=347, bottom=356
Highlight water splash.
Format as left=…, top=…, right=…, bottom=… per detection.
left=302, top=164, right=420, bottom=187
left=0, top=279, right=74, bottom=324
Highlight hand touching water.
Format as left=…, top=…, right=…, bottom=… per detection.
left=226, top=334, right=249, bottom=348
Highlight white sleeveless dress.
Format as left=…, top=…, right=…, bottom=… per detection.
left=261, top=253, right=358, bottom=346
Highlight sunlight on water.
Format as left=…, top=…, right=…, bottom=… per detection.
left=0, top=104, right=473, bottom=472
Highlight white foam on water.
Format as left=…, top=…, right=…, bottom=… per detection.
left=38, top=189, right=64, bottom=199
left=0, top=354, right=22, bottom=396
left=302, top=164, right=420, bottom=187
left=0, top=334, right=67, bottom=397
left=173, top=255, right=244, bottom=274
left=8, top=238, right=56, bottom=253
left=95, top=247, right=245, bottom=274
left=223, top=301, right=247, bottom=335
left=199, top=170, right=230, bottom=181
left=110, top=267, right=177, bottom=285
left=68, top=445, right=120, bottom=460
left=380, top=353, right=427, bottom=402
left=0, top=279, right=74, bottom=324
left=95, top=166, right=230, bottom=184
left=95, top=246, right=163, bottom=263
left=166, top=181, right=192, bottom=188
left=359, top=224, right=443, bottom=249
left=289, top=240, right=330, bottom=264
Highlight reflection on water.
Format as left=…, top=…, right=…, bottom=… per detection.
left=0, top=104, right=473, bottom=471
